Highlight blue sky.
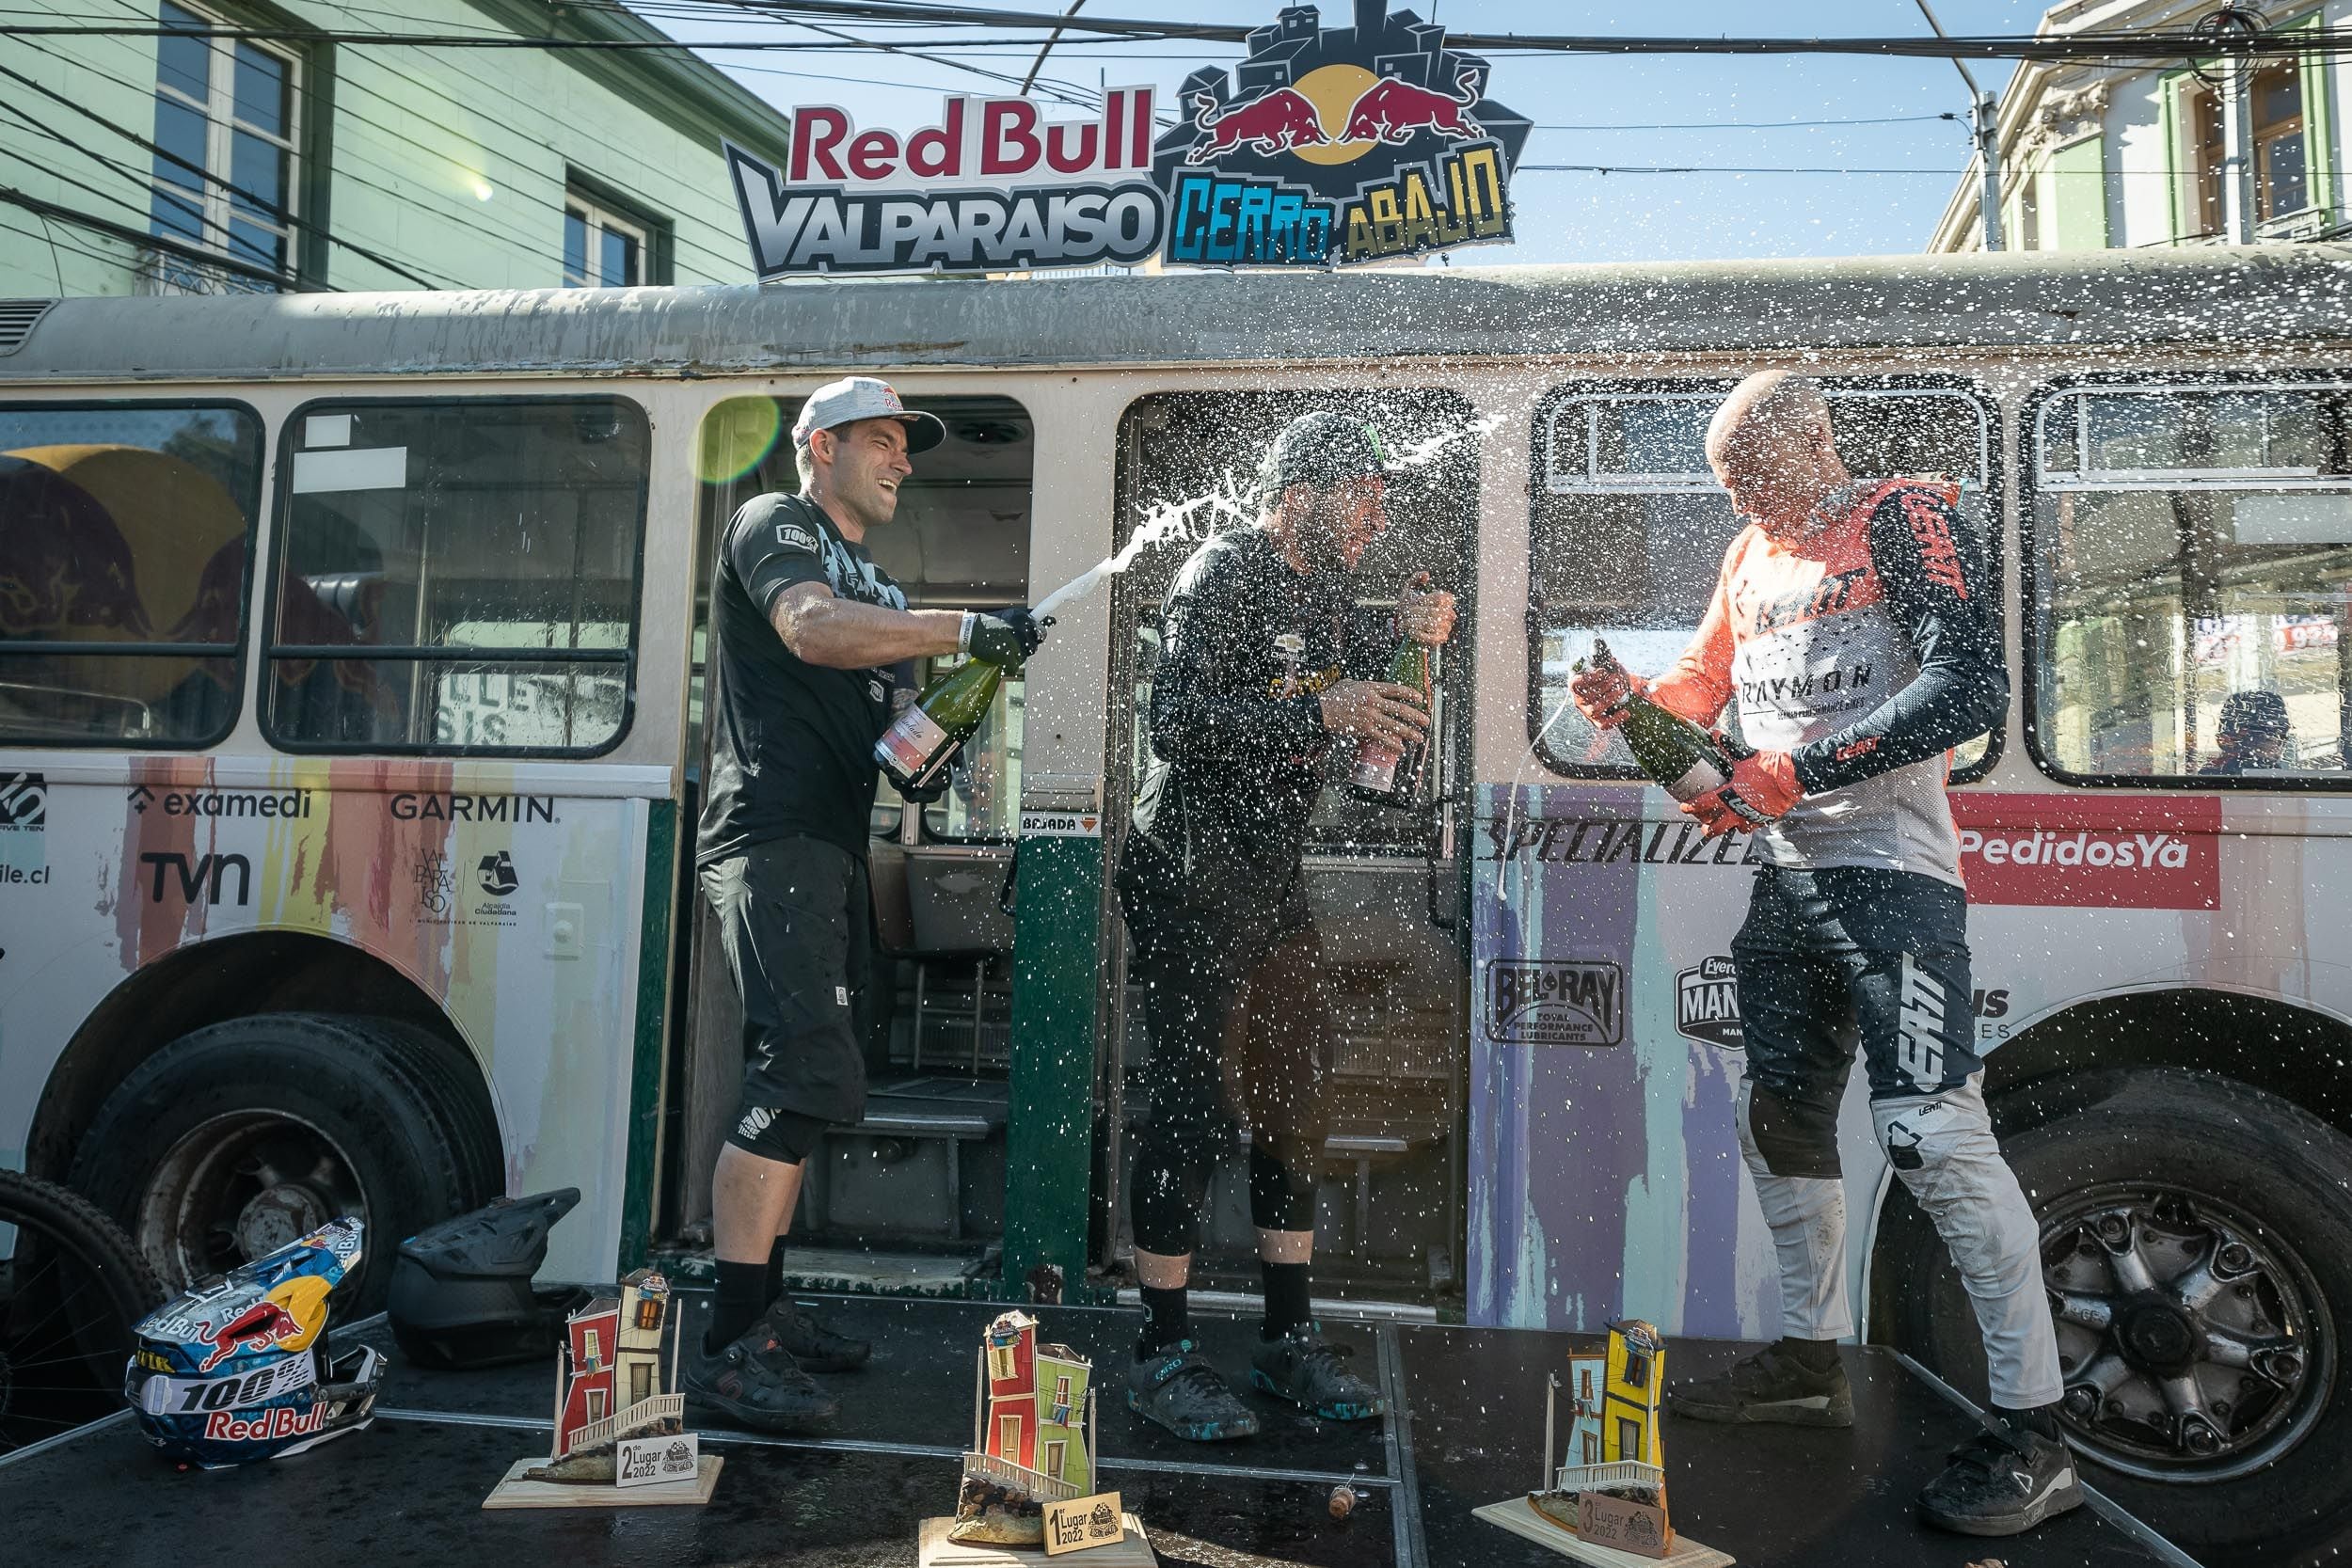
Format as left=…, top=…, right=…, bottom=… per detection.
left=661, top=0, right=2050, bottom=262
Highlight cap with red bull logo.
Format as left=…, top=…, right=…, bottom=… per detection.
left=126, top=1215, right=384, bottom=1467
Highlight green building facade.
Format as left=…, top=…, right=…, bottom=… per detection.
left=0, top=0, right=787, bottom=294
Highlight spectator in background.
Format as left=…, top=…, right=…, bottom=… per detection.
left=2201, top=690, right=2292, bottom=776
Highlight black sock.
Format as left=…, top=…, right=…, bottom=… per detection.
left=1777, top=1335, right=1841, bottom=1373
left=1138, top=1285, right=1189, bottom=1356
left=765, top=1237, right=788, bottom=1308
left=2000, top=1402, right=2062, bottom=1442
left=1261, top=1261, right=1312, bottom=1341
left=707, top=1259, right=769, bottom=1354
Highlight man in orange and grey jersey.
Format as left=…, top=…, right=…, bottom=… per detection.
left=1570, top=371, right=2079, bottom=1539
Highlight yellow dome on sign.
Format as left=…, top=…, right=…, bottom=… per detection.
left=1286, top=64, right=1379, bottom=166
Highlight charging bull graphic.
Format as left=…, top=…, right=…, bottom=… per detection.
left=1340, top=69, right=1485, bottom=145
left=197, top=1299, right=307, bottom=1372
left=1186, top=87, right=1331, bottom=162
left=726, top=1, right=1528, bottom=277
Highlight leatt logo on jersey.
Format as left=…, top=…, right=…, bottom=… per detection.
left=1485, top=959, right=1622, bottom=1046
left=1899, top=492, right=1968, bottom=597
left=1744, top=566, right=1870, bottom=637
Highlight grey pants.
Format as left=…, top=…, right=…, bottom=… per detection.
left=1731, top=864, right=2062, bottom=1409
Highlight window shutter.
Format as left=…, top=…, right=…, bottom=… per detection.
left=2048, top=136, right=2110, bottom=251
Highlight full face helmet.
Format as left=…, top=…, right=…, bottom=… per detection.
left=125, top=1215, right=384, bottom=1467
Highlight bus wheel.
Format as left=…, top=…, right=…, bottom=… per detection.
left=66, top=1013, right=500, bottom=1317
left=1886, top=1068, right=2352, bottom=1563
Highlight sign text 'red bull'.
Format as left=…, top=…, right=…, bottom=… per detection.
left=724, top=1, right=1527, bottom=277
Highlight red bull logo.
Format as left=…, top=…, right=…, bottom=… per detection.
left=202, top=1402, right=329, bottom=1442
left=197, top=1299, right=305, bottom=1371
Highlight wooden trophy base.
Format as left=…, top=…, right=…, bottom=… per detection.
left=916, top=1514, right=1155, bottom=1566
left=483, top=1455, right=723, bottom=1509
left=1473, top=1497, right=1734, bottom=1568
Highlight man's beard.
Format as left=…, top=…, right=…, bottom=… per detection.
left=1299, top=492, right=1355, bottom=576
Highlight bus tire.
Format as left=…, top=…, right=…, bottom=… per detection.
left=66, top=1013, right=500, bottom=1317
left=1884, top=1068, right=2352, bottom=1562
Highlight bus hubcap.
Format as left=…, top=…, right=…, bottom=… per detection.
left=2043, top=1188, right=2324, bottom=1481
left=136, top=1112, right=366, bottom=1288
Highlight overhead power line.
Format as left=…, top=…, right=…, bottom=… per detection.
left=0, top=184, right=322, bottom=290
left=8, top=16, right=2352, bottom=62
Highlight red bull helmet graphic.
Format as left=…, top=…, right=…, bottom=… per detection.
left=124, top=1215, right=383, bottom=1467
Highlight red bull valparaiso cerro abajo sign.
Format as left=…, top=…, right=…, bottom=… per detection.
left=723, top=1, right=1529, bottom=277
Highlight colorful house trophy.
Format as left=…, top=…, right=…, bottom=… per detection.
left=483, top=1269, right=721, bottom=1508
left=1473, top=1321, right=1731, bottom=1567
left=918, top=1310, right=1152, bottom=1564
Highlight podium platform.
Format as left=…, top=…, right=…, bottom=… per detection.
left=0, top=1293, right=2194, bottom=1568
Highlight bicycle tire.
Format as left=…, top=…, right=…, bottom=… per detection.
left=0, top=1168, right=166, bottom=1453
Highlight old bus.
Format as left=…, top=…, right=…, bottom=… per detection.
left=2, top=247, right=2349, bottom=1557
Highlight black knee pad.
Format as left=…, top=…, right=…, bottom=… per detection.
left=726, top=1103, right=823, bottom=1164
left=1743, top=1081, right=1842, bottom=1181
left=1248, top=1136, right=1318, bottom=1233
left=1129, top=1129, right=1215, bottom=1256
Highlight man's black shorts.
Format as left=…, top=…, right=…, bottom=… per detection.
left=699, top=835, right=871, bottom=1163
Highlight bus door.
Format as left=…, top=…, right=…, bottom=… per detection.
left=677, top=392, right=1036, bottom=1274
left=1473, top=378, right=1994, bottom=1334
left=1103, top=389, right=1481, bottom=1301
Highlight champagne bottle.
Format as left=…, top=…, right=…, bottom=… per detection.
left=1347, top=639, right=1433, bottom=806
left=1573, top=639, right=1740, bottom=803
left=874, top=655, right=1003, bottom=793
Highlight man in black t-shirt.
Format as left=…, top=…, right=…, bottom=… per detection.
left=688, top=376, right=1044, bottom=1432
left=1116, top=412, right=1455, bottom=1441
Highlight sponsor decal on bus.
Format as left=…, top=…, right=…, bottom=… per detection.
left=1486, top=959, right=1623, bottom=1046
left=140, top=851, right=249, bottom=907
left=127, top=784, right=310, bottom=819
left=1482, top=813, right=1766, bottom=866
left=0, top=769, right=45, bottom=883
left=723, top=2, right=1528, bottom=277
left=389, top=792, right=556, bottom=823
left=1675, top=957, right=1743, bottom=1049
left=1954, top=795, right=2221, bottom=911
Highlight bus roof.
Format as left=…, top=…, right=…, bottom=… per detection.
left=8, top=247, right=2352, bottom=384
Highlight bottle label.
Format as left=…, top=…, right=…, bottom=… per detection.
left=876, top=705, right=951, bottom=783
left=1663, top=755, right=1727, bottom=801
left=1351, top=741, right=1402, bottom=793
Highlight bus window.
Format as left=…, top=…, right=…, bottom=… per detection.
left=1532, top=383, right=1996, bottom=778
left=0, top=404, right=262, bottom=745
left=2033, top=382, right=2352, bottom=782
left=264, top=399, right=647, bottom=754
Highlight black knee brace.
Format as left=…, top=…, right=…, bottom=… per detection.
left=1741, top=1080, right=1843, bottom=1181
left=1248, top=1135, right=1318, bottom=1233
left=1130, top=1127, right=1216, bottom=1256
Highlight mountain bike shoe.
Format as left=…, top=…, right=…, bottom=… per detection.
left=1665, top=1340, right=1855, bottom=1427
left=757, top=1299, right=871, bottom=1373
left=682, top=1321, right=839, bottom=1433
left=1125, top=1340, right=1261, bottom=1442
left=1249, top=1324, right=1386, bottom=1421
left=1918, top=1426, right=2084, bottom=1536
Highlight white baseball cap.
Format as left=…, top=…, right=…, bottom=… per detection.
left=791, top=376, right=946, bottom=453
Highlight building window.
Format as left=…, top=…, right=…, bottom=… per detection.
left=1617, top=1416, right=1643, bottom=1459
left=2183, top=65, right=2312, bottom=233
left=564, top=193, right=648, bottom=287
left=635, top=1296, right=662, bottom=1331
left=149, top=0, right=298, bottom=289
left=582, top=1328, right=602, bottom=1366
left=2255, top=65, right=2309, bottom=220
left=586, top=1388, right=606, bottom=1423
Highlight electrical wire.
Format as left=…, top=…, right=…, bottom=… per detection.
left=0, top=54, right=459, bottom=289
left=0, top=184, right=321, bottom=289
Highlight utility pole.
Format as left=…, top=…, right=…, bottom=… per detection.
left=2221, top=51, right=2254, bottom=242
left=1912, top=0, right=2003, bottom=251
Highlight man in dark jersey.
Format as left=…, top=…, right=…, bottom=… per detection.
left=689, top=376, right=1044, bottom=1431
left=1573, top=371, right=2077, bottom=1537
left=1116, top=412, right=1455, bottom=1441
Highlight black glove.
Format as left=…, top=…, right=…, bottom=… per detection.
left=967, top=607, right=1047, bottom=667
left=898, top=773, right=950, bottom=806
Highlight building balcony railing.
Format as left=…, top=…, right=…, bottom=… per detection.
left=961, top=1448, right=1084, bottom=1502
left=559, top=1392, right=684, bottom=1458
